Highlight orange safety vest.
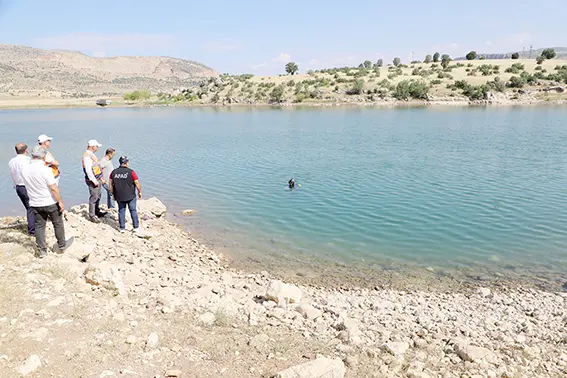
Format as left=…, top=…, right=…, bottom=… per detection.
left=45, top=152, right=60, bottom=179
left=82, top=151, right=103, bottom=181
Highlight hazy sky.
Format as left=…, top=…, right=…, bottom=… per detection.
left=0, top=0, right=565, bottom=74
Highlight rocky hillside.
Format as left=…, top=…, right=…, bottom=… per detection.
left=0, top=44, right=218, bottom=96
left=0, top=198, right=566, bottom=377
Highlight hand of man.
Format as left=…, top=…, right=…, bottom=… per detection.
left=138, top=192, right=142, bottom=200
left=101, top=179, right=107, bottom=185
left=58, top=201, right=65, bottom=213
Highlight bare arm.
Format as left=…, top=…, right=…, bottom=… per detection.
left=108, top=177, right=113, bottom=194
left=134, top=180, right=142, bottom=199
left=48, top=184, right=64, bottom=212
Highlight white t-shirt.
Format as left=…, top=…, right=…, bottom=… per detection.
left=8, top=154, right=30, bottom=186
left=22, top=160, right=57, bottom=207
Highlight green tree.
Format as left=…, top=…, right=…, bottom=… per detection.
left=393, top=80, right=429, bottom=100
left=433, top=52, right=440, bottom=63
left=393, top=57, right=401, bottom=66
left=536, top=56, right=545, bottom=65
left=270, top=85, right=285, bottom=102
left=285, top=62, right=299, bottom=75
left=511, top=52, right=520, bottom=59
left=123, top=89, right=150, bottom=101
left=424, top=54, right=432, bottom=63
left=441, top=54, right=451, bottom=69
left=466, top=51, right=477, bottom=60
left=346, top=79, right=365, bottom=95
left=541, top=48, right=556, bottom=60
left=376, top=59, right=383, bottom=67
left=363, top=60, right=372, bottom=69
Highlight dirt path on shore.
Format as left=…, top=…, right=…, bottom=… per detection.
left=1, top=198, right=566, bottom=377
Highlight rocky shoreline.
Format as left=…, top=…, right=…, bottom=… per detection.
left=1, top=198, right=566, bottom=377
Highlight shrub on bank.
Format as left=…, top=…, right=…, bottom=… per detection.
left=393, top=80, right=429, bottom=100
left=123, top=89, right=150, bottom=101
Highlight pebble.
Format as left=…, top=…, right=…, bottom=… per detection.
left=126, top=335, right=137, bottom=344
left=18, top=355, right=41, bottom=376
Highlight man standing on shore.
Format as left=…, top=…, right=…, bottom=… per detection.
left=99, top=148, right=116, bottom=209
left=22, top=146, right=73, bottom=258
left=109, top=156, right=142, bottom=233
left=8, top=143, right=35, bottom=236
left=82, top=139, right=107, bottom=223
left=38, top=134, right=60, bottom=185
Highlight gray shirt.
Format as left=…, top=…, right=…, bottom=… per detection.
left=99, top=156, right=114, bottom=183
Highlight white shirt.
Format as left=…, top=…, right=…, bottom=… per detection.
left=22, top=159, right=57, bottom=207
left=100, top=156, right=114, bottom=183
left=83, top=150, right=98, bottom=185
left=8, top=154, right=30, bottom=186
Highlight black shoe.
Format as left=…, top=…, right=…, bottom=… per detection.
left=96, top=211, right=108, bottom=218
left=89, top=215, right=101, bottom=224
left=53, top=237, right=75, bottom=254
left=38, top=249, right=47, bottom=259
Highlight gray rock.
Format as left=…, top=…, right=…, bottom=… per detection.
left=146, top=332, right=159, bottom=349
left=199, top=312, right=215, bottom=326
left=165, top=370, right=182, bottom=377
left=138, top=197, right=167, bottom=218
left=265, top=280, right=302, bottom=305
left=454, top=342, right=492, bottom=362
left=125, top=335, right=137, bottom=344
left=248, top=333, right=269, bottom=349
left=18, top=355, right=41, bottom=376
left=296, top=304, right=323, bottom=321
left=273, top=357, right=346, bottom=378
left=382, top=342, right=410, bottom=356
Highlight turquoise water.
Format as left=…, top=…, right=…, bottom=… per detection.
left=1, top=106, right=567, bottom=279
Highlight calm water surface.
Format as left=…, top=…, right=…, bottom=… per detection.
left=1, top=106, right=567, bottom=279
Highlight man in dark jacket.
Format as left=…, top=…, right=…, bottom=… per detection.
left=109, top=156, right=142, bottom=233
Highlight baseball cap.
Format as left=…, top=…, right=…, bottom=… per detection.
left=87, top=139, right=102, bottom=147
left=31, top=145, right=47, bottom=158
left=38, top=134, right=53, bottom=143
left=119, top=156, right=129, bottom=165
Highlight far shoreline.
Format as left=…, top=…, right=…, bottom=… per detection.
left=1, top=97, right=567, bottom=111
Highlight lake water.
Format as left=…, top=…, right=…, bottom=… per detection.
left=1, top=106, right=567, bottom=283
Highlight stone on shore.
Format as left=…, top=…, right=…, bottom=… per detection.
left=273, top=357, right=345, bottom=378
left=265, top=280, right=302, bottom=305
left=296, top=304, right=322, bottom=321
left=84, top=263, right=127, bottom=296
left=181, top=209, right=196, bottom=216
left=18, top=354, right=41, bottom=376
left=382, top=341, right=410, bottom=356
left=138, top=197, right=167, bottom=218
left=454, top=342, right=492, bottom=362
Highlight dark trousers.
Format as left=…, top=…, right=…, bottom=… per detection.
left=118, top=198, right=140, bottom=230
left=32, top=204, right=66, bottom=252
left=16, top=186, right=35, bottom=235
left=87, top=181, right=102, bottom=217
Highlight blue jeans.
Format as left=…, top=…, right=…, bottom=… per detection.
left=102, top=183, right=115, bottom=208
left=118, top=197, right=139, bottom=230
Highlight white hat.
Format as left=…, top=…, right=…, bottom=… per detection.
left=88, top=139, right=102, bottom=147
left=38, top=134, right=53, bottom=143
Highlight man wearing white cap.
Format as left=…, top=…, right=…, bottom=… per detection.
left=82, top=139, right=107, bottom=223
left=38, top=134, right=60, bottom=185
left=22, top=146, right=74, bottom=258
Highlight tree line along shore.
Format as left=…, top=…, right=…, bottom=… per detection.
left=119, top=49, right=567, bottom=107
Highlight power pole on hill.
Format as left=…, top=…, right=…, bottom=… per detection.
left=529, top=45, right=533, bottom=59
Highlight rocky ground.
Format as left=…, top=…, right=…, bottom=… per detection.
left=0, top=198, right=566, bottom=377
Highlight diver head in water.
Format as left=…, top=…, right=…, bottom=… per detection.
left=288, top=178, right=295, bottom=189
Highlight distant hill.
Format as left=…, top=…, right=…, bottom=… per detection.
left=455, top=47, right=567, bottom=61
left=0, top=44, right=218, bottom=96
